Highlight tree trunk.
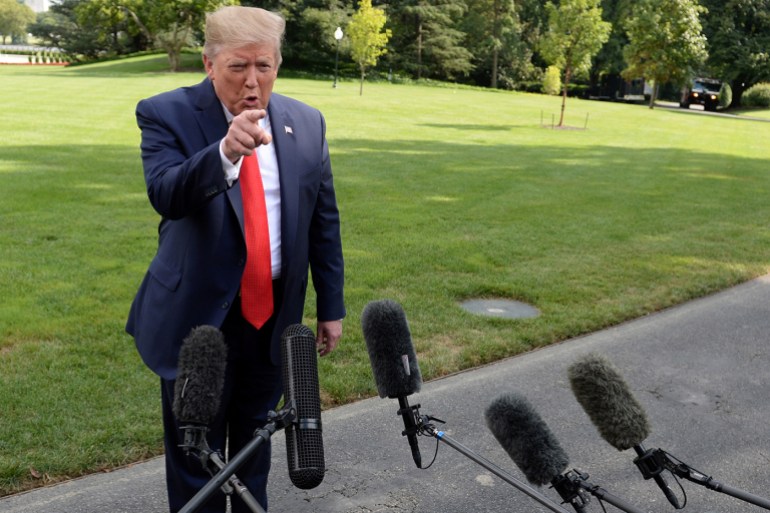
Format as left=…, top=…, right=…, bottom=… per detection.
left=491, top=47, right=498, bottom=89
left=167, top=51, right=180, bottom=72
left=491, top=0, right=499, bottom=89
left=417, top=21, right=423, bottom=80
left=360, top=67, right=365, bottom=96
left=559, top=67, right=571, bottom=127
left=648, top=81, right=658, bottom=109
left=731, top=79, right=746, bottom=108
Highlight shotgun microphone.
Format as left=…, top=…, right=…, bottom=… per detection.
left=281, top=324, right=325, bottom=489
left=362, top=299, right=423, bottom=468
left=485, top=392, right=570, bottom=487
left=568, top=353, right=681, bottom=509
left=485, top=392, right=648, bottom=513
left=173, top=325, right=227, bottom=431
left=173, top=327, right=265, bottom=513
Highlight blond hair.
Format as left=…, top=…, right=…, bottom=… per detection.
left=203, top=6, right=285, bottom=66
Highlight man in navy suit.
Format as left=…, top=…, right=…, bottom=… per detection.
left=126, top=6, right=345, bottom=512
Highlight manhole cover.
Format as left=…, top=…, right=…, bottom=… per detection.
left=460, top=299, right=540, bottom=319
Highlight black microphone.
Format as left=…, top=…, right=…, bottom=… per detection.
left=485, top=393, right=570, bottom=487
left=568, top=353, right=681, bottom=509
left=281, top=323, right=324, bottom=490
left=173, top=326, right=266, bottom=513
left=485, top=392, right=648, bottom=513
left=361, top=299, right=423, bottom=468
left=173, top=325, right=227, bottom=432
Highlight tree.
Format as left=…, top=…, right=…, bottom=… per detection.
left=540, top=0, right=611, bottom=126
left=121, top=0, right=236, bottom=71
left=700, top=0, right=770, bottom=106
left=29, top=0, right=125, bottom=60
left=348, top=0, right=391, bottom=95
left=622, top=0, right=708, bottom=108
left=248, top=0, right=352, bottom=72
left=588, top=0, right=633, bottom=97
left=0, top=0, right=35, bottom=44
left=463, top=0, right=517, bottom=89
left=387, top=0, right=473, bottom=81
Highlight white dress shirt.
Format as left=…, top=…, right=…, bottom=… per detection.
left=219, top=108, right=282, bottom=278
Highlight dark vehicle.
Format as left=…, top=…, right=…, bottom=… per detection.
left=680, top=78, right=721, bottom=111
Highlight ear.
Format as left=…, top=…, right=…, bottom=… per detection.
left=203, top=54, right=214, bottom=80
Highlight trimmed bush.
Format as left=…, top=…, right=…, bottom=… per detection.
left=742, top=83, right=770, bottom=107
left=719, top=82, right=733, bottom=109
left=543, top=66, right=562, bottom=96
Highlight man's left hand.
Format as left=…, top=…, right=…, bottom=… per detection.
left=316, top=320, right=342, bottom=356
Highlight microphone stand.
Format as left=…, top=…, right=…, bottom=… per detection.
left=179, top=425, right=264, bottom=513
left=401, top=400, right=572, bottom=513
left=178, top=405, right=297, bottom=513
left=645, top=448, right=770, bottom=510
left=551, top=469, right=648, bottom=513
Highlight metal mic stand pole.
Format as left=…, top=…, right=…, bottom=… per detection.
left=552, top=469, right=648, bottom=513
left=414, top=412, right=572, bottom=513
left=178, top=407, right=295, bottom=513
left=180, top=426, right=264, bottom=513
left=654, top=449, right=770, bottom=510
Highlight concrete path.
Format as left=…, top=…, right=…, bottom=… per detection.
left=3, top=275, right=770, bottom=513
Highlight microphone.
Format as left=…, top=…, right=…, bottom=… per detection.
left=173, top=325, right=227, bottom=432
left=485, top=393, right=570, bottom=487
left=568, top=353, right=681, bottom=509
left=485, top=392, right=647, bottom=513
left=173, top=326, right=266, bottom=513
left=361, top=299, right=423, bottom=468
left=281, top=323, right=325, bottom=490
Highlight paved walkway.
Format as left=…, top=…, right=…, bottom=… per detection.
left=3, top=275, right=770, bottom=513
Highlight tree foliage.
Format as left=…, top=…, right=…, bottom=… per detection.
left=19, top=0, right=770, bottom=101
left=387, top=0, right=473, bottom=81
left=348, top=0, right=391, bottom=95
left=462, top=0, right=518, bottom=89
left=29, top=0, right=139, bottom=59
left=0, top=0, right=35, bottom=44
left=622, top=0, right=708, bottom=108
left=540, top=0, right=611, bottom=125
left=700, top=0, right=770, bottom=106
left=121, top=0, right=237, bottom=71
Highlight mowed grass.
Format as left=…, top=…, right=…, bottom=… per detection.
left=2, top=54, right=770, bottom=495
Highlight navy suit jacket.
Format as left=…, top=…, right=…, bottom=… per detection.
left=126, top=78, right=345, bottom=380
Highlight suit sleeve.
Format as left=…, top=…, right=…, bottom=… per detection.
left=136, top=97, right=229, bottom=220
left=308, top=113, right=346, bottom=322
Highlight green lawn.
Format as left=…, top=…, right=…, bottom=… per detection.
left=732, top=107, right=770, bottom=120
left=2, top=55, right=770, bottom=495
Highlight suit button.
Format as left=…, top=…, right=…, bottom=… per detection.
left=238, top=258, right=245, bottom=266
left=222, top=301, right=230, bottom=309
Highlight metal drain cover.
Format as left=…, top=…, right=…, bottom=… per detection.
left=460, top=299, right=540, bottom=319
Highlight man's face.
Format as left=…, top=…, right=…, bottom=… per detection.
left=204, top=43, right=278, bottom=116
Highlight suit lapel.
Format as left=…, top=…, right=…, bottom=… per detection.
left=190, top=79, right=246, bottom=235
left=192, top=78, right=228, bottom=146
left=269, top=96, right=298, bottom=272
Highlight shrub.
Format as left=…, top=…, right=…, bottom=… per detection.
left=543, top=66, right=562, bottom=96
left=719, top=82, right=733, bottom=109
left=742, top=83, right=770, bottom=107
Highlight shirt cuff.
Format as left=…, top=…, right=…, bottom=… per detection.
left=220, top=139, right=242, bottom=187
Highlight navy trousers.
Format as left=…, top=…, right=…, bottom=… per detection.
left=161, top=294, right=284, bottom=513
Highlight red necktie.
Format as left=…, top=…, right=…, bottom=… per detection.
left=240, top=152, right=273, bottom=329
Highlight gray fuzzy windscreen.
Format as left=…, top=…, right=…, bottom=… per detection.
left=172, top=325, right=227, bottom=425
left=485, top=392, right=569, bottom=486
left=361, top=299, right=422, bottom=398
left=568, top=353, right=650, bottom=450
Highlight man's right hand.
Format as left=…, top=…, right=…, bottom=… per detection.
left=222, top=109, right=273, bottom=163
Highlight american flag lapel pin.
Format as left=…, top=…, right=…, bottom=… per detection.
left=285, top=125, right=293, bottom=135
